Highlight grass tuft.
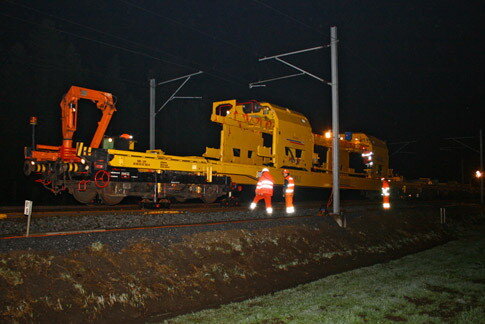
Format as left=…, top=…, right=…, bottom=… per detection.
left=89, top=241, right=105, bottom=252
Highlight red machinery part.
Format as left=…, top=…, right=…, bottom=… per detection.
left=94, top=170, right=110, bottom=188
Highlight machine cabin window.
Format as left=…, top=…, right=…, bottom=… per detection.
left=215, top=104, right=232, bottom=116
left=240, top=101, right=262, bottom=114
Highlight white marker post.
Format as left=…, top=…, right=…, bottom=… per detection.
left=24, top=200, right=33, bottom=237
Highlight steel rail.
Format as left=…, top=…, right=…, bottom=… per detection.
left=0, top=203, right=250, bottom=219
left=0, top=201, right=477, bottom=241
left=0, top=214, right=317, bottom=241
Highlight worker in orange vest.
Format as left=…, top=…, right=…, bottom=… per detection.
left=250, top=167, right=275, bottom=214
left=282, top=169, right=295, bottom=214
left=362, top=150, right=374, bottom=167
left=381, top=178, right=391, bottom=209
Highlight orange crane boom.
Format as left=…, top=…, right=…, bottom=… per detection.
left=61, top=86, right=116, bottom=150
left=28, top=86, right=117, bottom=163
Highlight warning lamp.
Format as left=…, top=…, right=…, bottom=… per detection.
left=120, top=133, right=133, bottom=140
left=324, top=131, right=332, bottom=139
left=108, top=138, right=113, bottom=143
left=29, top=116, right=38, bottom=125
left=476, top=170, right=483, bottom=178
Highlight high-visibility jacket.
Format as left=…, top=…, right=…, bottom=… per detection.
left=256, top=171, right=274, bottom=196
left=381, top=179, right=390, bottom=209
left=284, top=175, right=295, bottom=195
left=381, top=180, right=390, bottom=196
left=362, top=150, right=373, bottom=165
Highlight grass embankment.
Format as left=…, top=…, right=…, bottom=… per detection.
left=0, top=211, right=465, bottom=322
left=169, top=227, right=485, bottom=323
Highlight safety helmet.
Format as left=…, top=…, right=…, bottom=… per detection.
left=262, top=168, right=269, bottom=172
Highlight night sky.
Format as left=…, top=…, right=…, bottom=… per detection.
left=0, top=0, right=483, bottom=204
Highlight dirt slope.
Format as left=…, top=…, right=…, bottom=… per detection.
left=0, top=211, right=450, bottom=323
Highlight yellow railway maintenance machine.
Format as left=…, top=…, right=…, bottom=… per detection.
left=26, top=99, right=390, bottom=205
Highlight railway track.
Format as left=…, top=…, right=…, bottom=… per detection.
left=0, top=214, right=315, bottom=241
left=0, top=201, right=322, bottom=238
left=0, top=201, right=324, bottom=220
left=0, top=200, right=478, bottom=253
left=0, top=202, right=331, bottom=253
left=0, top=203, right=141, bottom=213
left=0, top=202, right=235, bottom=218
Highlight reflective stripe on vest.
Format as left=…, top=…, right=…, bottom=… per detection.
left=256, top=172, right=274, bottom=195
left=381, top=187, right=390, bottom=196
left=285, top=176, right=295, bottom=194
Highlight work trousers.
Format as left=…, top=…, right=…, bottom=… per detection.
left=252, top=194, right=272, bottom=208
left=285, top=194, right=294, bottom=208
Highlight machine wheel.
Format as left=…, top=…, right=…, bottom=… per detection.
left=220, top=196, right=240, bottom=207
left=201, top=194, right=218, bottom=204
left=23, top=161, right=33, bottom=176
left=174, top=197, right=187, bottom=203
left=99, top=190, right=125, bottom=205
left=72, top=189, right=97, bottom=204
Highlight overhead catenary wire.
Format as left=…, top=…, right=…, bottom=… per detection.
left=2, top=57, right=149, bottom=124
left=0, top=12, right=192, bottom=70
left=5, top=0, right=196, bottom=69
left=0, top=11, right=247, bottom=87
left=251, top=0, right=405, bottom=122
left=114, top=0, right=253, bottom=86
left=14, top=58, right=146, bottom=87
left=250, top=0, right=387, bottom=76
left=251, top=0, right=324, bottom=35
left=117, top=0, right=258, bottom=57
left=0, top=25, right=145, bottom=87
left=6, top=0, right=252, bottom=86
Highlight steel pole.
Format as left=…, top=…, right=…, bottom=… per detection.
left=31, top=124, right=35, bottom=149
left=331, top=26, right=340, bottom=215
left=149, top=78, right=156, bottom=150
left=480, top=129, right=483, bottom=205
left=461, top=158, right=464, bottom=184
